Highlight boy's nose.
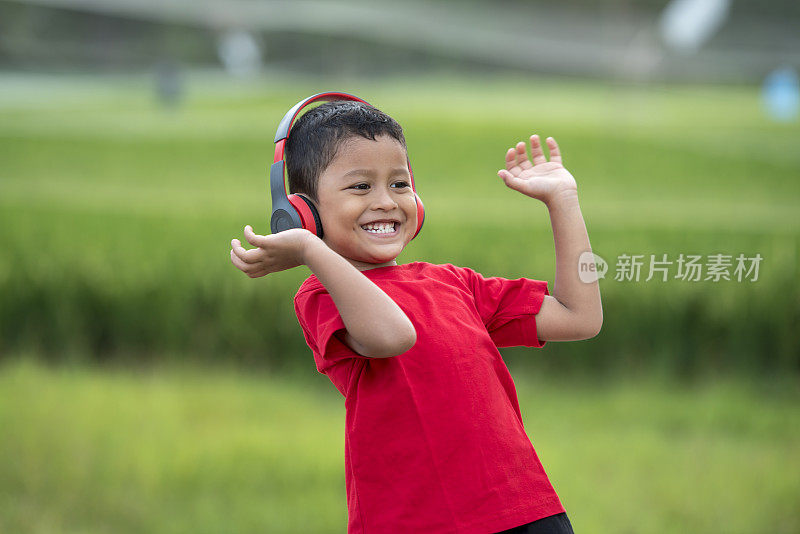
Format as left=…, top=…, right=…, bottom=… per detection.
left=370, top=188, right=398, bottom=210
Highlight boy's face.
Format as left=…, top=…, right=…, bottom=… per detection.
left=315, top=135, right=417, bottom=270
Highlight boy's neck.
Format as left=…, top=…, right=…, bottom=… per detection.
left=347, top=257, right=399, bottom=271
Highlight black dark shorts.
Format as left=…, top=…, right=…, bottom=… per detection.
left=494, top=512, right=575, bottom=534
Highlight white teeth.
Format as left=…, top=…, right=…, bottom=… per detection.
left=361, top=222, right=396, bottom=234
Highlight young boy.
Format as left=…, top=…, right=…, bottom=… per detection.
left=230, top=100, right=602, bottom=533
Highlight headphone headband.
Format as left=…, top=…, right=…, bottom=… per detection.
left=274, top=92, right=369, bottom=144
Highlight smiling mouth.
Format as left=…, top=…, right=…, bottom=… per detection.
left=360, top=221, right=399, bottom=235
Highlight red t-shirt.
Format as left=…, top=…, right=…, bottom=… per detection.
left=294, top=262, right=565, bottom=534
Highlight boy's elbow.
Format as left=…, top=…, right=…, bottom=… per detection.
left=364, top=325, right=417, bottom=358
left=399, top=327, right=417, bottom=353
left=580, top=313, right=603, bottom=340
left=381, top=327, right=417, bottom=357
left=585, top=319, right=602, bottom=339
left=561, top=309, right=602, bottom=341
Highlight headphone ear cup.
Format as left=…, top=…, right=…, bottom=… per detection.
left=288, top=194, right=323, bottom=238
left=412, top=193, right=425, bottom=239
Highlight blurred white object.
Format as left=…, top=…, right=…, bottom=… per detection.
left=154, top=59, right=183, bottom=110
left=762, top=67, right=800, bottom=123
left=659, top=0, right=731, bottom=54
left=217, top=30, right=262, bottom=77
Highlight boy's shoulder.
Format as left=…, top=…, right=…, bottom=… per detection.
left=294, top=261, right=476, bottom=299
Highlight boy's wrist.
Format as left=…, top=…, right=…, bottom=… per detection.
left=544, top=187, right=580, bottom=211
left=300, top=231, right=324, bottom=265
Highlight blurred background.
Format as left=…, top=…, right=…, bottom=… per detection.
left=0, top=0, right=798, bottom=532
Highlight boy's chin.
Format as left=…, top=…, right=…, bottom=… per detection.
left=344, top=247, right=402, bottom=267
left=371, top=243, right=406, bottom=260
left=360, top=252, right=400, bottom=265
left=325, top=238, right=407, bottom=267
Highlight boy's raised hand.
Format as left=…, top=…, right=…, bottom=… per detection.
left=230, top=225, right=314, bottom=277
left=497, top=135, right=578, bottom=205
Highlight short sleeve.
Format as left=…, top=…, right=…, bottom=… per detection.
left=294, top=284, right=363, bottom=396
left=459, top=267, right=549, bottom=348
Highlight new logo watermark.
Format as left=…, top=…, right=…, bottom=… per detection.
left=578, top=252, right=608, bottom=283
left=578, top=253, right=762, bottom=283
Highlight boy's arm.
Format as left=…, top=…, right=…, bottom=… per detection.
left=230, top=226, right=416, bottom=358
left=498, top=135, right=603, bottom=341
left=302, top=234, right=417, bottom=357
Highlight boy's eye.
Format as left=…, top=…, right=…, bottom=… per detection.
left=350, top=183, right=370, bottom=190
left=391, top=181, right=411, bottom=189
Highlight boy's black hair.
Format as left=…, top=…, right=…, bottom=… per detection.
left=285, top=101, right=407, bottom=202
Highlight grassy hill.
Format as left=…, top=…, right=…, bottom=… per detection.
left=0, top=72, right=798, bottom=376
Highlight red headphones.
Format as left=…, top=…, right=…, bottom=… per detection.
left=269, top=92, right=424, bottom=239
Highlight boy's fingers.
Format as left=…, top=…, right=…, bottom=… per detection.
left=231, top=249, right=268, bottom=275
left=515, top=141, right=532, bottom=169
left=530, top=135, right=547, bottom=166
left=230, top=249, right=251, bottom=272
left=546, top=137, right=562, bottom=164
left=505, top=148, right=525, bottom=176
left=231, top=238, right=247, bottom=253
left=498, top=170, right=525, bottom=191
left=504, top=148, right=517, bottom=169
left=231, top=240, right=261, bottom=264
left=243, top=225, right=269, bottom=248
left=245, top=267, right=269, bottom=279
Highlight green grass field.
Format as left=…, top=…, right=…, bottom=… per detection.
left=1, top=357, right=798, bottom=534
left=1, top=72, right=798, bottom=374
left=0, top=72, right=799, bottom=532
